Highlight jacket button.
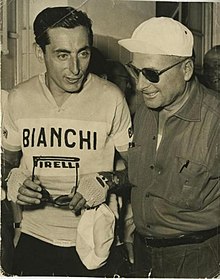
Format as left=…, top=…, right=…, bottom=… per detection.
left=150, top=164, right=154, bottom=170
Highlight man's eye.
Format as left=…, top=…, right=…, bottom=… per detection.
left=57, top=53, right=69, bottom=60
left=79, top=50, right=90, bottom=59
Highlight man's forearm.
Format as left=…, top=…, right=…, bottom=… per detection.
left=1, top=149, right=22, bottom=191
left=11, top=202, right=22, bottom=224
left=99, top=150, right=131, bottom=194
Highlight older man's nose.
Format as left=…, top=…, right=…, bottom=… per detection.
left=137, top=73, right=151, bottom=91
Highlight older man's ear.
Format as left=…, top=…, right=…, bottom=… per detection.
left=183, top=58, right=194, bottom=81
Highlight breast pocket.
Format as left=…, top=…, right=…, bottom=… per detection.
left=172, top=156, right=210, bottom=210
left=127, top=145, right=142, bottom=187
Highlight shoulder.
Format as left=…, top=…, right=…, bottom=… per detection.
left=8, top=75, right=42, bottom=105
left=9, top=75, right=42, bottom=97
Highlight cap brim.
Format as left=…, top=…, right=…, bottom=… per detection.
left=118, top=38, right=192, bottom=56
left=118, top=38, right=146, bottom=53
left=118, top=38, right=167, bottom=55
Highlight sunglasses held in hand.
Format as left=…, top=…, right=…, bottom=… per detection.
left=39, top=187, right=75, bottom=207
left=32, top=156, right=80, bottom=207
left=127, top=58, right=188, bottom=83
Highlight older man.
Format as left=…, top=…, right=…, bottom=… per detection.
left=119, top=17, right=220, bottom=278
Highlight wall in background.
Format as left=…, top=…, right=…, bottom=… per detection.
left=213, top=2, right=220, bottom=46
left=1, top=0, right=17, bottom=89
left=27, top=0, right=155, bottom=78
left=77, top=0, right=155, bottom=63
left=1, top=0, right=219, bottom=90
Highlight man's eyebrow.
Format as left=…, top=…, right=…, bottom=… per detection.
left=54, top=46, right=91, bottom=54
left=78, top=46, right=91, bottom=52
left=54, top=49, right=71, bottom=54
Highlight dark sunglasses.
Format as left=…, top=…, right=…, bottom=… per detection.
left=126, top=58, right=188, bottom=83
left=32, top=156, right=79, bottom=207
left=39, top=187, right=78, bottom=207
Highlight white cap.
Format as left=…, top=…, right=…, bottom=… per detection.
left=76, top=204, right=115, bottom=270
left=118, top=17, right=194, bottom=57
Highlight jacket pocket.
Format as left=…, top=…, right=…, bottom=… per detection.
left=167, top=155, right=210, bottom=210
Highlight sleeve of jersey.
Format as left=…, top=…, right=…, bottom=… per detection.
left=2, top=92, right=21, bottom=152
left=111, top=97, right=133, bottom=153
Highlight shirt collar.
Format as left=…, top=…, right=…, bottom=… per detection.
left=174, top=77, right=203, bottom=122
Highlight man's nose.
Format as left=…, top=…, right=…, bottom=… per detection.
left=136, top=73, right=150, bottom=91
left=69, top=57, right=80, bottom=75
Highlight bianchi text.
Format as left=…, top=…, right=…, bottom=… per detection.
left=23, top=127, right=98, bottom=149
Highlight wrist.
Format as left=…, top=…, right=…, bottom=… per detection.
left=98, top=169, right=130, bottom=191
left=98, top=172, right=119, bottom=190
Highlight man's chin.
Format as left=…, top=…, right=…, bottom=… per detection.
left=65, top=75, right=88, bottom=94
left=65, top=82, right=84, bottom=94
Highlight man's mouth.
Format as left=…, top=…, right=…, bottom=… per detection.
left=142, top=91, right=159, bottom=99
left=65, top=76, right=82, bottom=84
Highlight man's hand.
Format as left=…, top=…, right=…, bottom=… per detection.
left=124, top=242, right=134, bottom=264
left=76, top=173, right=109, bottom=208
left=17, top=177, right=42, bottom=206
left=68, top=192, right=87, bottom=212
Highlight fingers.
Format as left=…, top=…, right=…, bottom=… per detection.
left=69, top=192, right=86, bottom=212
left=31, top=176, right=41, bottom=185
left=125, top=242, right=134, bottom=264
left=25, top=177, right=41, bottom=190
left=16, top=178, right=42, bottom=206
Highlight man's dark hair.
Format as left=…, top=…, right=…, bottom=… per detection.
left=34, top=6, right=93, bottom=52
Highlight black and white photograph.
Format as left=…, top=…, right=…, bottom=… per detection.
left=1, top=0, right=220, bottom=277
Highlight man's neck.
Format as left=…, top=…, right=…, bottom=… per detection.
left=157, top=81, right=191, bottom=146
left=163, top=82, right=191, bottom=116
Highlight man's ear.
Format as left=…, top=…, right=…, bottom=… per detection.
left=183, top=58, right=194, bottom=81
left=34, top=43, right=44, bottom=63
